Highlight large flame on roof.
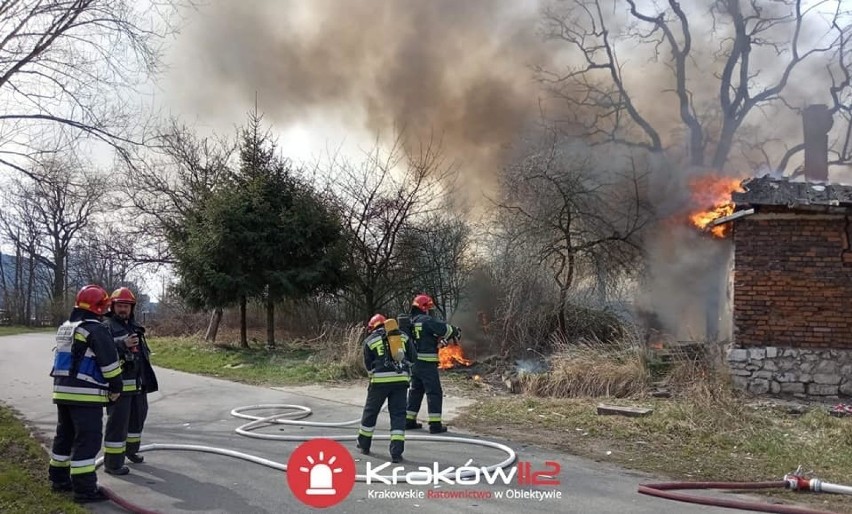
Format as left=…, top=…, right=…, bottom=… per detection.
left=687, top=176, right=745, bottom=238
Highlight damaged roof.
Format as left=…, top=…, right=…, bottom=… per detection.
left=732, top=175, right=852, bottom=208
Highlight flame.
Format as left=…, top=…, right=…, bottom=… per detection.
left=687, top=176, right=745, bottom=238
left=438, top=342, right=473, bottom=369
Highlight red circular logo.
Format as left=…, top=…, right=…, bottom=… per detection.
left=286, top=439, right=356, bottom=508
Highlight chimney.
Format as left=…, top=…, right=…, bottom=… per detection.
left=802, top=104, right=833, bottom=182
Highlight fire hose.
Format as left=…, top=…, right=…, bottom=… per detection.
left=94, top=405, right=852, bottom=514
left=94, top=403, right=518, bottom=513
left=637, top=466, right=852, bottom=514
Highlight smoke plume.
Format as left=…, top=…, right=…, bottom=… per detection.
left=170, top=0, right=557, bottom=200
left=167, top=0, right=838, bottom=345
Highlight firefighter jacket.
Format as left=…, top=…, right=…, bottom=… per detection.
left=409, top=309, right=460, bottom=363
left=363, top=327, right=416, bottom=384
left=104, top=314, right=159, bottom=394
left=50, top=308, right=123, bottom=405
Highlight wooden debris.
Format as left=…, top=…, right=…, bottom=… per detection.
left=596, top=404, right=653, bottom=417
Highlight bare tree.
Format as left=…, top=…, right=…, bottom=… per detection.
left=128, top=122, right=235, bottom=341
left=0, top=0, right=183, bottom=178
left=493, top=134, right=653, bottom=335
left=127, top=121, right=235, bottom=266
left=6, top=158, right=107, bottom=321
left=68, top=224, right=145, bottom=291
left=538, top=0, right=851, bottom=173
left=0, top=194, right=42, bottom=324
left=328, top=133, right=455, bottom=318
left=396, top=214, right=475, bottom=320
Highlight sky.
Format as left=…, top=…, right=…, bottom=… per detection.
left=2, top=0, right=851, bottom=303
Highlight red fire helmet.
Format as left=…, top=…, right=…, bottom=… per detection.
left=368, top=314, right=386, bottom=331
left=411, top=294, right=435, bottom=311
left=110, top=287, right=136, bottom=305
left=75, top=285, right=111, bottom=316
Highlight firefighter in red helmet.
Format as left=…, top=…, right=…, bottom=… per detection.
left=102, top=287, right=159, bottom=474
left=356, top=313, right=416, bottom=462
left=405, top=294, right=461, bottom=433
left=48, top=285, right=122, bottom=503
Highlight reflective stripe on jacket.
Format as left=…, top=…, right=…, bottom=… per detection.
left=410, top=313, right=457, bottom=362
left=363, top=328, right=416, bottom=384
left=50, top=312, right=122, bottom=406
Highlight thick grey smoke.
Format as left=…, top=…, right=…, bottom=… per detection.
left=171, top=0, right=555, bottom=199
left=168, top=0, right=832, bottom=345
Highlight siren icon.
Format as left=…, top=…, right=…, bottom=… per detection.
left=301, top=451, right=343, bottom=495
left=287, top=438, right=356, bottom=508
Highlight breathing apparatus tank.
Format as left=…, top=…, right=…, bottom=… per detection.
left=384, top=317, right=405, bottom=363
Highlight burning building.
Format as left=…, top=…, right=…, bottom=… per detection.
left=720, top=177, right=852, bottom=397
left=714, top=105, right=852, bottom=398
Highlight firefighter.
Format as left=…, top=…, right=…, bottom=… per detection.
left=103, top=287, right=159, bottom=474
left=405, top=294, right=461, bottom=434
left=48, top=284, right=122, bottom=503
left=356, top=313, right=416, bottom=463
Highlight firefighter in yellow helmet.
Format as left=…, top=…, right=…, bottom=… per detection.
left=356, top=313, right=416, bottom=463
left=102, top=287, right=159, bottom=474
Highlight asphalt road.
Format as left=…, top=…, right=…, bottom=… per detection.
left=0, top=331, right=762, bottom=513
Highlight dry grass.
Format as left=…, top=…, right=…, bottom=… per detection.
left=456, top=355, right=852, bottom=514
left=520, top=332, right=651, bottom=398
left=306, top=324, right=368, bottom=380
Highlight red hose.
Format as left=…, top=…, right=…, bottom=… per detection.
left=638, top=480, right=840, bottom=514
left=99, top=485, right=163, bottom=514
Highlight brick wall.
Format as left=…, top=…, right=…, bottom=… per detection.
left=733, top=213, right=852, bottom=349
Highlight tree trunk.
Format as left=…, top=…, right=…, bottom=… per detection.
left=14, top=245, right=24, bottom=324
left=712, top=119, right=740, bottom=170
left=25, top=255, right=34, bottom=326
left=557, top=253, right=577, bottom=340
left=0, top=250, right=7, bottom=315
left=204, top=308, right=223, bottom=342
left=557, top=285, right=568, bottom=337
left=266, top=296, right=275, bottom=349
left=239, top=295, right=248, bottom=348
left=52, top=252, right=66, bottom=324
left=364, top=287, right=376, bottom=319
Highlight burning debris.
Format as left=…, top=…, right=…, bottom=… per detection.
left=438, top=340, right=473, bottom=370
left=687, top=176, right=745, bottom=238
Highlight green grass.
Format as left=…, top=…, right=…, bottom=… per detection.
left=0, top=404, right=86, bottom=514
left=147, top=336, right=365, bottom=386
left=0, top=326, right=53, bottom=337
left=455, top=395, right=852, bottom=513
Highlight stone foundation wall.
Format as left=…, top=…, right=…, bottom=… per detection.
left=727, top=347, right=852, bottom=397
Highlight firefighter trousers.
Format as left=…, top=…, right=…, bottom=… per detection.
left=104, top=393, right=148, bottom=469
left=127, top=393, right=148, bottom=456
left=406, top=360, right=443, bottom=426
left=357, top=382, right=408, bottom=457
left=48, top=404, right=104, bottom=495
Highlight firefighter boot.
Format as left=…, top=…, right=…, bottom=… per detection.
left=405, top=418, right=422, bottom=430
left=429, top=422, right=448, bottom=434
left=356, top=433, right=372, bottom=456
left=51, top=481, right=72, bottom=493
left=389, top=437, right=404, bottom=463
left=104, top=465, right=130, bottom=476
left=127, top=453, right=144, bottom=464
left=73, top=489, right=111, bottom=504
